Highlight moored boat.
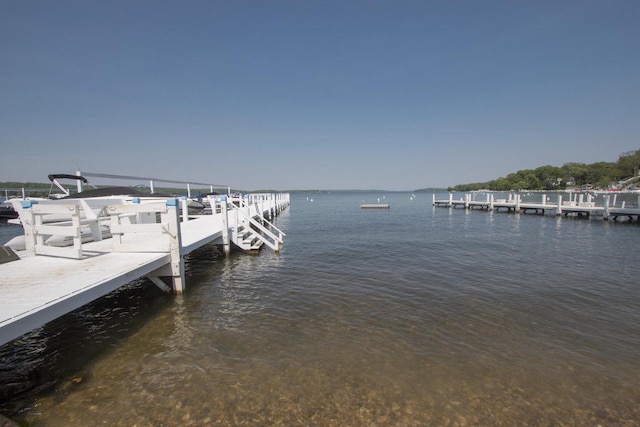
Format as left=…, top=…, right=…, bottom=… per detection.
left=0, top=201, right=18, bottom=219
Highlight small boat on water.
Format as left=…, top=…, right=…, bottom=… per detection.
left=0, top=201, right=18, bottom=219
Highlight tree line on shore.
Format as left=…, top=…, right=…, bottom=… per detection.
left=447, top=149, right=640, bottom=192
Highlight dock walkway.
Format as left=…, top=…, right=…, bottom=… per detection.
left=0, top=193, right=289, bottom=346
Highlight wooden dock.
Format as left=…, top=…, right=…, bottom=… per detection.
left=0, top=193, right=289, bottom=347
left=433, top=192, right=640, bottom=221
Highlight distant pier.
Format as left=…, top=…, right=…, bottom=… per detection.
left=433, top=192, right=640, bottom=221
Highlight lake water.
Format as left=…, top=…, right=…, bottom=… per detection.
left=1, top=192, right=639, bottom=425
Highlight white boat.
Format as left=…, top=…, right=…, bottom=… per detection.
left=4, top=224, right=112, bottom=251
left=4, top=173, right=213, bottom=252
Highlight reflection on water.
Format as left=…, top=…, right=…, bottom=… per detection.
left=1, top=194, right=640, bottom=425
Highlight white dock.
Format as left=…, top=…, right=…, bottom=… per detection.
left=433, top=192, right=640, bottom=221
left=0, top=193, right=289, bottom=347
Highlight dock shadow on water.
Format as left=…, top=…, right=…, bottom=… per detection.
left=2, top=193, right=640, bottom=425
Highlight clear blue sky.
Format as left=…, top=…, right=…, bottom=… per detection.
left=2, top=0, right=639, bottom=191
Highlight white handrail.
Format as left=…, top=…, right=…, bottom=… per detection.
left=232, top=206, right=283, bottom=251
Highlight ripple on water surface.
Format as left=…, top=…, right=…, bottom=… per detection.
left=2, top=193, right=640, bottom=425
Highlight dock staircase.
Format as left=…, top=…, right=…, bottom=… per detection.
left=227, top=202, right=285, bottom=252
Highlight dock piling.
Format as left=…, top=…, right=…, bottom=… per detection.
left=219, top=196, right=231, bottom=257
left=557, top=195, right=563, bottom=216
left=166, top=199, right=185, bottom=294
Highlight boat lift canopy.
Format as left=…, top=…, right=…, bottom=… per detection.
left=48, top=174, right=90, bottom=197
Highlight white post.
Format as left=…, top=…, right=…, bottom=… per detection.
left=603, top=195, right=610, bottom=220
left=75, top=170, right=84, bottom=193
left=70, top=204, right=83, bottom=258
left=557, top=195, right=563, bottom=216
left=542, top=194, right=546, bottom=206
left=612, top=194, right=618, bottom=207
left=432, top=194, right=435, bottom=205
left=150, top=180, right=155, bottom=194
left=180, top=197, right=188, bottom=223
left=271, top=193, right=276, bottom=218
left=234, top=197, right=239, bottom=241
left=266, top=194, right=270, bottom=217
left=221, top=196, right=230, bottom=257
left=448, top=193, right=453, bottom=207
left=165, top=199, right=185, bottom=294
left=187, top=183, right=191, bottom=198
left=21, top=201, right=37, bottom=255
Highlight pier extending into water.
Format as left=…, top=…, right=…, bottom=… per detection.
left=433, top=192, right=640, bottom=221
left=0, top=192, right=289, bottom=347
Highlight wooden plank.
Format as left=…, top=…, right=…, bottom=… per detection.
left=111, top=223, right=165, bottom=234
left=180, top=215, right=224, bottom=254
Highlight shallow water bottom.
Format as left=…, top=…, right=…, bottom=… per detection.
left=14, top=296, right=640, bottom=426
left=17, top=354, right=640, bottom=426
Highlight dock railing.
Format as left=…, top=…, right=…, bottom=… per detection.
left=107, top=198, right=185, bottom=293
left=108, top=199, right=181, bottom=253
